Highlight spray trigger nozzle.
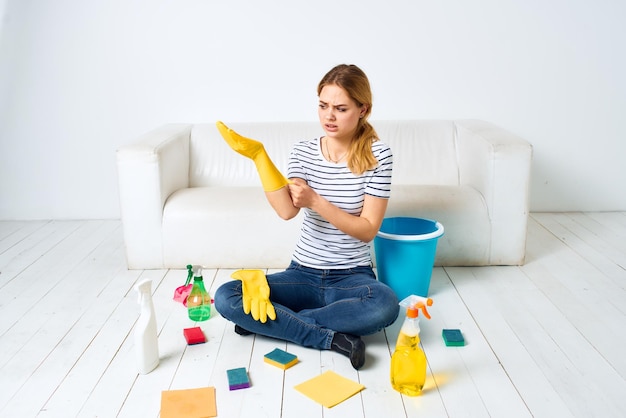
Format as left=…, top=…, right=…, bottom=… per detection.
left=185, top=264, right=193, bottom=286
left=399, top=295, right=433, bottom=319
left=134, top=279, right=152, bottom=304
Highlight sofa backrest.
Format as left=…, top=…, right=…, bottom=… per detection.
left=189, top=120, right=460, bottom=187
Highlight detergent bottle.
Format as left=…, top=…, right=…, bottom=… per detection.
left=187, top=265, right=211, bottom=321
left=390, top=295, right=433, bottom=396
left=134, top=279, right=159, bottom=374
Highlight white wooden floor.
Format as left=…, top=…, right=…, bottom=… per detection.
left=1, top=212, right=625, bottom=418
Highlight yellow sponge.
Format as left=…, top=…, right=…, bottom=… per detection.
left=264, top=348, right=298, bottom=370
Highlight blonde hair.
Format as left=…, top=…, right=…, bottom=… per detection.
left=317, top=64, right=378, bottom=175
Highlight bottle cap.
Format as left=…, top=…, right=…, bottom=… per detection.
left=407, top=307, right=418, bottom=318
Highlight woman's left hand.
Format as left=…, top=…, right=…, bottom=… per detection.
left=288, top=178, right=318, bottom=209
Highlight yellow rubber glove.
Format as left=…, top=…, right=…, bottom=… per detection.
left=216, top=121, right=290, bottom=192
left=231, top=269, right=277, bottom=323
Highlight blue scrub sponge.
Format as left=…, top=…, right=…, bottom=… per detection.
left=227, top=367, right=250, bottom=390
left=264, top=348, right=298, bottom=370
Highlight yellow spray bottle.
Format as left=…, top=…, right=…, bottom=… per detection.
left=390, top=295, right=433, bottom=396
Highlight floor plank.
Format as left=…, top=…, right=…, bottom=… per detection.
left=0, top=221, right=124, bottom=415
left=446, top=264, right=572, bottom=418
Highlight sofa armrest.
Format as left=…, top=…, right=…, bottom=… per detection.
left=116, top=124, right=192, bottom=269
left=455, top=120, right=533, bottom=264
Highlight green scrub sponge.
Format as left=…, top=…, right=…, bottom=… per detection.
left=442, top=329, right=465, bottom=347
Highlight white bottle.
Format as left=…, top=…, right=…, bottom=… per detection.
left=134, top=279, right=159, bottom=374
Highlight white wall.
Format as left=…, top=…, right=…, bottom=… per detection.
left=1, top=0, right=625, bottom=219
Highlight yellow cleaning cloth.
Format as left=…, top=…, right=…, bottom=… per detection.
left=294, top=370, right=365, bottom=408
left=160, top=386, right=217, bottom=418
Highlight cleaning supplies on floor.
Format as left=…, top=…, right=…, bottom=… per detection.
left=187, top=265, right=211, bottom=321
left=134, top=279, right=159, bottom=374
left=390, top=295, right=433, bottom=396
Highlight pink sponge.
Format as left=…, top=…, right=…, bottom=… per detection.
left=183, top=327, right=206, bottom=345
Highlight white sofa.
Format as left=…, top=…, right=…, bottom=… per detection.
left=116, top=120, right=532, bottom=269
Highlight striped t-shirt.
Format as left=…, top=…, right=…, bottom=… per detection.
left=287, top=137, right=393, bottom=269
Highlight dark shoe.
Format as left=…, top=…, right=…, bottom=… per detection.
left=331, top=332, right=365, bottom=369
left=234, top=324, right=254, bottom=336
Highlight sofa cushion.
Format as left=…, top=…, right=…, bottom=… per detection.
left=162, top=183, right=488, bottom=268
left=188, top=120, right=461, bottom=188
left=375, top=120, right=459, bottom=186
left=189, top=123, right=321, bottom=187
left=162, top=186, right=304, bottom=268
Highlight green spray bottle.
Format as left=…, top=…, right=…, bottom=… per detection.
left=187, top=265, right=211, bottom=321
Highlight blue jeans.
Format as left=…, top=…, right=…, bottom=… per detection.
left=214, top=261, right=399, bottom=350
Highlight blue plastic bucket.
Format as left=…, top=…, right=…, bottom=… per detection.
left=374, top=217, right=444, bottom=299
